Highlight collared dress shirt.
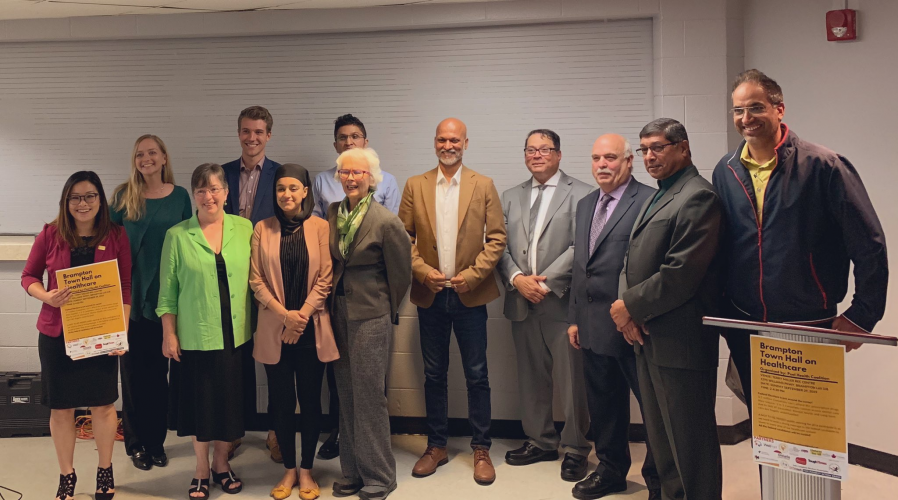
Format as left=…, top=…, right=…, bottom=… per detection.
left=312, top=166, right=401, bottom=218
left=509, top=170, right=562, bottom=291
left=595, top=176, right=632, bottom=227
left=239, top=156, right=264, bottom=220
left=435, top=166, right=463, bottom=278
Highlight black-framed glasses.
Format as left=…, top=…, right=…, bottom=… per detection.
left=336, top=133, right=366, bottom=143
left=337, top=169, right=370, bottom=179
left=635, top=141, right=681, bottom=157
left=68, top=193, right=99, bottom=205
left=524, top=147, right=559, bottom=157
left=731, top=105, right=769, bottom=117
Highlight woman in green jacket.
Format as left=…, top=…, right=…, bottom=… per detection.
left=158, top=163, right=253, bottom=499
left=111, top=134, right=192, bottom=471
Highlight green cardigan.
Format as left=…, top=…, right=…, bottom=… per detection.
left=111, top=186, right=192, bottom=322
left=156, top=214, right=253, bottom=351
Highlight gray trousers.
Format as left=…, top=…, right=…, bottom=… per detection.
left=635, top=353, right=722, bottom=500
left=333, top=296, right=396, bottom=491
left=511, top=314, right=591, bottom=456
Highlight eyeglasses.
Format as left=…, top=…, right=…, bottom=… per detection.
left=337, top=169, right=370, bottom=179
left=731, top=105, right=770, bottom=117
left=524, top=147, right=559, bottom=157
left=336, top=133, right=366, bottom=143
left=635, top=141, right=681, bottom=157
left=68, top=193, right=99, bottom=205
left=194, top=187, right=224, bottom=197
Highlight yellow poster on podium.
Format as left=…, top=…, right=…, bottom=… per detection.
left=56, top=259, right=128, bottom=360
left=750, top=336, right=847, bottom=481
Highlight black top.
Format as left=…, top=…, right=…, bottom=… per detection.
left=70, top=236, right=95, bottom=267
left=215, top=252, right=235, bottom=353
left=280, top=226, right=313, bottom=348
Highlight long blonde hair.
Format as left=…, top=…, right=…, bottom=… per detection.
left=112, top=134, right=175, bottom=221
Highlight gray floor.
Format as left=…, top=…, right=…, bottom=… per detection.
left=0, top=431, right=895, bottom=499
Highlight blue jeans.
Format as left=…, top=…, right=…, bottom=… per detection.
left=417, top=289, right=491, bottom=449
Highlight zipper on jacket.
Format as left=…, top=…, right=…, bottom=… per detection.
left=808, top=253, right=828, bottom=310
left=726, top=161, right=767, bottom=321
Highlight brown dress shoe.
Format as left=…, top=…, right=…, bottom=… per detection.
left=412, top=446, right=448, bottom=477
left=227, top=438, right=242, bottom=460
left=473, top=448, right=496, bottom=485
left=266, top=431, right=284, bottom=464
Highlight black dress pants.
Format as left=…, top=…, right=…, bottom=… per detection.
left=582, top=348, right=660, bottom=491
left=120, top=318, right=170, bottom=455
left=265, top=344, right=326, bottom=470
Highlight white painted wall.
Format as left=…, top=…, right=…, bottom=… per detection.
left=744, top=0, right=898, bottom=455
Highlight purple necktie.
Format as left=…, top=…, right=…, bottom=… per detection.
left=589, top=195, right=613, bottom=254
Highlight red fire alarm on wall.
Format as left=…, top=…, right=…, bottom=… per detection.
left=826, top=9, right=857, bottom=41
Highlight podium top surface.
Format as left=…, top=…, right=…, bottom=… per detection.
left=702, top=317, right=897, bottom=346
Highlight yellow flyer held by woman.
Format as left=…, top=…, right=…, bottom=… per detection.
left=56, top=259, right=128, bottom=360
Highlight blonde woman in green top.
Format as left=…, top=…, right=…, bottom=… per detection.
left=158, top=163, right=253, bottom=499
left=110, top=134, right=192, bottom=471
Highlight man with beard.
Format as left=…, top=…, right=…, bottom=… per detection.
left=398, top=118, right=507, bottom=486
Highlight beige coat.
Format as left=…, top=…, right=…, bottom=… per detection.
left=250, top=215, right=339, bottom=364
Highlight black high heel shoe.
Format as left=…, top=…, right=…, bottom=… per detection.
left=55, top=469, right=77, bottom=500
left=96, top=464, right=115, bottom=500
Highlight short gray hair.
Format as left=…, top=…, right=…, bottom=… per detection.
left=622, top=138, right=633, bottom=158
left=191, top=163, right=227, bottom=192
left=335, top=148, right=384, bottom=189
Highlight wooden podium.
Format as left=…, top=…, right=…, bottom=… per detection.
left=703, top=317, right=896, bottom=500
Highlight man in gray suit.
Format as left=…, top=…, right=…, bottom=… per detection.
left=497, top=129, right=593, bottom=481
left=567, top=134, right=661, bottom=500
left=612, top=118, right=723, bottom=500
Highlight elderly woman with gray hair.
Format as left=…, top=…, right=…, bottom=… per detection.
left=326, top=148, right=412, bottom=500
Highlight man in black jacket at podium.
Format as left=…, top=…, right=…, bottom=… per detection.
left=712, top=69, right=888, bottom=414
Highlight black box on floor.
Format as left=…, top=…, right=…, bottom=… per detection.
left=0, top=372, right=50, bottom=437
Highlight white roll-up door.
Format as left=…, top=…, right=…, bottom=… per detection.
left=0, top=19, right=652, bottom=233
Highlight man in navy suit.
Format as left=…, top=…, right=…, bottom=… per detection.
left=222, top=105, right=281, bottom=461
left=567, top=134, right=661, bottom=500
left=223, top=105, right=280, bottom=226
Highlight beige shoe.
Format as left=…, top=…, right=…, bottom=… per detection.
left=412, top=446, right=448, bottom=477
left=266, top=431, right=283, bottom=464
left=473, top=448, right=496, bottom=485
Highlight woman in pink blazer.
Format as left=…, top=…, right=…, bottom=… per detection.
left=250, top=163, right=338, bottom=500
left=21, top=171, right=132, bottom=500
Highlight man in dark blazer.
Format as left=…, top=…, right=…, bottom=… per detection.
left=496, top=129, right=593, bottom=482
left=611, top=118, right=723, bottom=500
left=567, top=134, right=661, bottom=500
left=223, top=105, right=280, bottom=226
left=221, top=105, right=281, bottom=460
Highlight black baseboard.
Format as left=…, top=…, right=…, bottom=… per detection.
left=848, top=444, right=898, bottom=477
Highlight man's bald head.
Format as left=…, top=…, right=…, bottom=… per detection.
left=434, top=118, right=469, bottom=168
left=591, top=133, right=634, bottom=193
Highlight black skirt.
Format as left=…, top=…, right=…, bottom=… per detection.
left=38, top=333, right=118, bottom=409
left=171, top=252, right=245, bottom=443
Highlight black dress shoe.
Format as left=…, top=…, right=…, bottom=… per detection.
left=317, top=432, right=339, bottom=460
left=505, top=442, right=560, bottom=466
left=648, top=489, right=663, bottom=500
left=149, top=451, right=168, bottom=467
left=130, top=450, right=153, bottom=471
left=560, top=453, right=589, bottom=482
left=572, top=472, right=627, bottom=500
left=332, top=477, right=363, bottom=497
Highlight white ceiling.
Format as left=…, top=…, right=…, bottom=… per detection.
left=0, top=0, right=508, bottom=21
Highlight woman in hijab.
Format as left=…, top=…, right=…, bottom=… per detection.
left=250, top=163, right=338, bottom=500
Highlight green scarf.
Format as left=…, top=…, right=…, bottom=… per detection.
left=337, top=191, right=374, bottom=257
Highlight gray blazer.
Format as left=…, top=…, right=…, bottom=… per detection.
left=328, top=200, right=412, bottom=325
left=497, top=171, right=593, bottom=322
left=619, top=165, right=723, bottom=370
left=568, top=178, right=654, bottom=357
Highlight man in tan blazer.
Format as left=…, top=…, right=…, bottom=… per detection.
left=398, top=118, right=507, bottom=486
